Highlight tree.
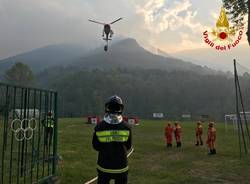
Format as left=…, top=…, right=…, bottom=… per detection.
left=248, top=0, right=250, bottom=45
left=223, top=0, right=250, bottom=45
left=39, top=67, right=249, bottom=120
left=4, top=62, right=35, bottom=86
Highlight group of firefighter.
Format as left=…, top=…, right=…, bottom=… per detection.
left=90, top=95, right=219, bottom=184
left=164, top=121, right=217, bottom=155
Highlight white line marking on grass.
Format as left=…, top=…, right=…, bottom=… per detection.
left=84, top=148, right=134, bottom=184
left=127, top=147, right=134, bottom=157
left=85, top=177, right=98, bottom=184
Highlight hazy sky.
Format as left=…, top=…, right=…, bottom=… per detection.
left=0, top=0, right=249, bottom=67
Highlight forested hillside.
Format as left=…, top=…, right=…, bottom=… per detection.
left=1, top=38, right=248, bottom=120
left=38, top=68, right=250, bottom=120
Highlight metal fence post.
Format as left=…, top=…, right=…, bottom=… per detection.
left=52, top=92, right=58, bottom=175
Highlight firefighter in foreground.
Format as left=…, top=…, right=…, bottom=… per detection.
left=174, top=122, right=182, bottom=147
left=195, top=121, right=203, bottom=146
left=206, top=122, right=217, bottom=155
left=165, top=122, right=173, bottom=148
left=92, top=95, right=132, bottom=184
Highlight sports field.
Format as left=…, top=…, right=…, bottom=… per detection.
left=57, top=118, right=250, bottom=184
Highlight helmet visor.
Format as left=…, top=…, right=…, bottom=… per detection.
left=106, top=101, right=123, bottom=113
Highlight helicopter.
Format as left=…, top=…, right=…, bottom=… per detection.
left=88, top=18, right=122, bottom=51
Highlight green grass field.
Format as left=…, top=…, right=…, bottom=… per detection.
left=57, top=118, right=250, bottom=184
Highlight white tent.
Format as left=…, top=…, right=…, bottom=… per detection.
left=10, top=109, right=40, bottom=119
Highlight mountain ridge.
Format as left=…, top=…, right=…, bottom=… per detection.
left=0, top=38, right=226, bottom=76
left=69, top=38, right=223, bottom=75
left=0, top=43, right=89, bottom=73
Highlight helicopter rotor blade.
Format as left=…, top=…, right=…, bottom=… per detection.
left=110, top=18, right=122, bottom=24
left=88, top=19, right=105, bottom=25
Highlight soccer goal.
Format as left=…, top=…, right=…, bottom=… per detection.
left=224, top=112, right=250, bottom=132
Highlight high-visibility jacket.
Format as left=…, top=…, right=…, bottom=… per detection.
left=43, top=118, right=54, bottom=128
left=92, top=120, right=132, bottom=174
left=196, top=125, right=203, bottom=136
left=165, top=126, right=173, bottom=143
left=207, top=127, right=216, bottom=142
left=174, top=125, right=182, bottom=136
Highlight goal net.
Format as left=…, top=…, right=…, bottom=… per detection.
left=225, top=112, right=250, bottom=132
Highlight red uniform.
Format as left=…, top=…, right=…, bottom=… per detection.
left=165, top=123, right=173, bottom=147
left=195, top=122, right=203, bottom=146
left=206, top=122, right=216, bottom=155
left=174, top=122, right=182, bottom=147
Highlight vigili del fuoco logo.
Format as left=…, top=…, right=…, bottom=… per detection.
left=203, top=7, right=244, bottom=51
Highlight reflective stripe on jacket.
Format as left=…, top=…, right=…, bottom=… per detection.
left=43, top=118, right=54, bottom=128
left=97, top=165, right=129, bottom=174
left=96, top=130, right=130, bottom=143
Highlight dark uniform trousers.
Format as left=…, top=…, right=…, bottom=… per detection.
left=97, top=170, right=128, bottom=184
